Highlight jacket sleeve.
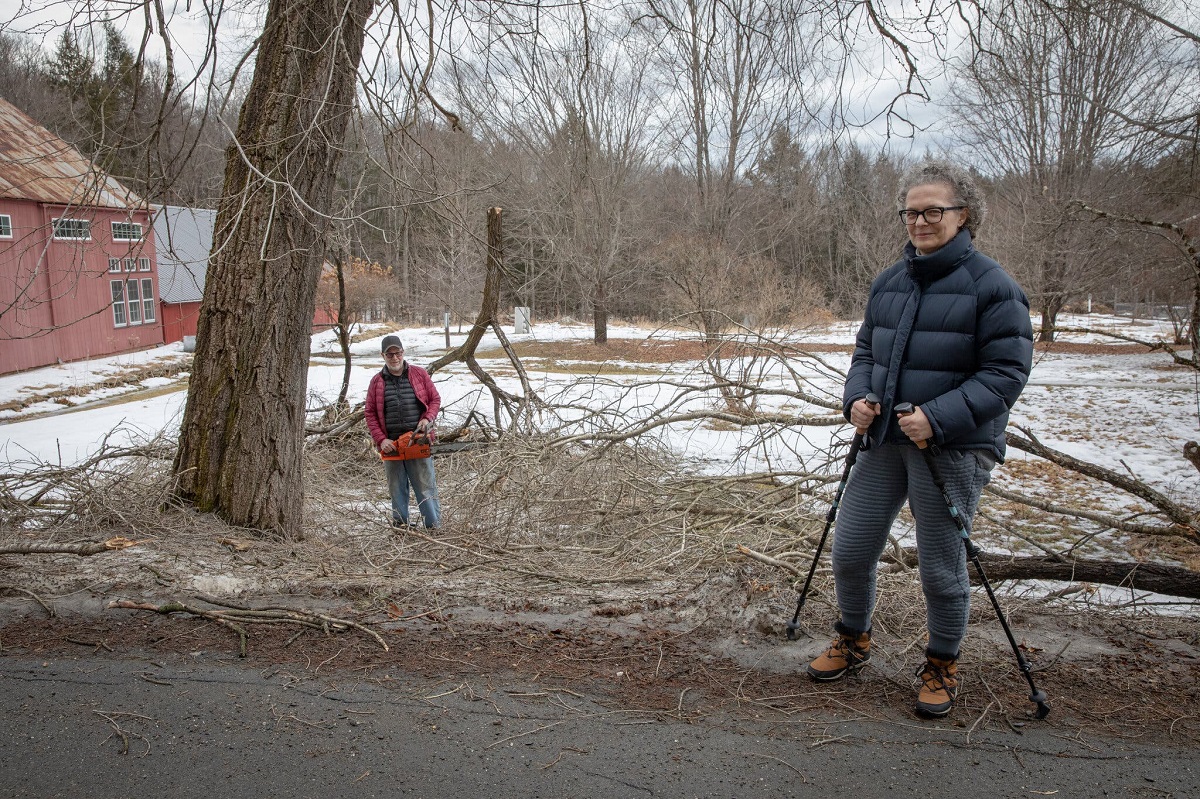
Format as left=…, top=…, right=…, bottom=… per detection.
left=842, top=282, right=881, bottom=420
left=843, top=319, right=876, bottom=421
left=923, top=274, right=1033, bottom=444
left=413, top=367, right=441, bottom=422
left=364, top=373, right=387, bottom=446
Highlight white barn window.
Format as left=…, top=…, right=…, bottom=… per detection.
left=52, top=218, right=91, bottom=240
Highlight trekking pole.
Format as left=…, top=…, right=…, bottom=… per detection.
left=785, top=393, right=880, bottom=641
left=895, top=402, right=1051, bottom=719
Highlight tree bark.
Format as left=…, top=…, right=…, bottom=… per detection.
left=429, top=208, right=505, bottom=373
left=1185, top=441, right=1200, bottom=475
left=1038, top=296, right=1062, bottom=343
left=425, top=208, right=534, bottom=430
left=172, top=0, right=372, bottom=537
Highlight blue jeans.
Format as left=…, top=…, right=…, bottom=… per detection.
left=383, top=456, right=441, bottom=528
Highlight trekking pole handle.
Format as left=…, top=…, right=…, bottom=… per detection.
left=855, top=392, right=882, bottom=435
left=893, top=402, right=929, bottom=449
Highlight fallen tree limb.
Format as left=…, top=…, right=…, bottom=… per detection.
left=736, top=545, right=801, bottom=577
left=738, top=545, right=1200, bottom=599
left=305, top=408, right=365, bottom=438
left=968, top=553, right=1200, bottom=600
left=108, top=598, right=389, bottom=654
left=1007, top=426, right=1200, bottom=541
left=1057, top=325, right=1198, bottom=370
left=983, top=484, right=1181, bottom=538
left=0, top=537, right=140, bottom=556
left=548, top=409, right=844, bottom=449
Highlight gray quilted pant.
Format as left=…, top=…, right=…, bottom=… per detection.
left=831, top=443, right=995, bottom=655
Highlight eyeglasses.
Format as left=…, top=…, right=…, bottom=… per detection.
left=899, top=206, right=966, bottom=225
left=384, top=350, right=404, bottom=358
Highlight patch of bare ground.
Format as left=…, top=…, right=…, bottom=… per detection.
left=474, top=336, right=1171, bottom=365
left=1033, top=341, right=1154, bottom=355
left=3, top=576, right=1198, bottom=748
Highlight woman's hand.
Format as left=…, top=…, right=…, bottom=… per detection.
left=897, top=405, right=933, bottom=444
left=850, top=397, right=881, bottom=432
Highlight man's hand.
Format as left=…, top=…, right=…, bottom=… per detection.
left=416, top=419, right=432, bottom=434
left=380, top=438, right=397, bottom=454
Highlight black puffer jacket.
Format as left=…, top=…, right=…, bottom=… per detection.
left=843, top=229, right=1034, bottom=462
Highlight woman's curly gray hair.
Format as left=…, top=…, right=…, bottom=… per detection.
left=896, top=159, right=987, bottom=238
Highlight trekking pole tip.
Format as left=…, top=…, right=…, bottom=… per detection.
left=785, top=621, right=802, bottom=640
left=1030, top=689, right=1051, bottom=719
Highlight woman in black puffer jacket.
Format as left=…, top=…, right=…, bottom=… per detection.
left=805, top=160, right=1034, bottom=719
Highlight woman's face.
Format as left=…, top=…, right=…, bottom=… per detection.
left=903, top=183, right=968, bottom=255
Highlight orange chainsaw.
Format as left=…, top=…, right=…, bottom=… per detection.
left=379, top=430, right=431, bottom=461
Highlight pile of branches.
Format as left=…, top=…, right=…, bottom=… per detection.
left=0, top=428, right=178, bottom=544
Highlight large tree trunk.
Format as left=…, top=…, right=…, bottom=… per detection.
left=429, top=208, right=505, bottom=373
left=1038, top=298, right=1061, bottom=343
left=172, top=0, right=372, bottom=537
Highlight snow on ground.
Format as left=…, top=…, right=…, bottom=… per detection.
left=3, top=314, right=1195, bottom=469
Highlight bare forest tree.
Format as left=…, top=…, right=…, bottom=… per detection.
left=449, top=4, right=661, bottom=342
left=16, top=24, right=228, bottom=206
left=951, top=0, right=1175, bottom=340
left=0, top=32, right=51, bottom=118
left=642, top=0, right=806, bottom=241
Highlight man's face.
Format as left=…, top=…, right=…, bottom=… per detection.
left=384, top=346, right=404, bottom=370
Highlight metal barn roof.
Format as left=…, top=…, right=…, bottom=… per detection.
left=0, top=97, right=142, bottom=209
left=154, top=205, right=215, bottom=304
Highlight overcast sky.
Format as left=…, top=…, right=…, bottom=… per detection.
left=0, top=0, right=958, bottom=157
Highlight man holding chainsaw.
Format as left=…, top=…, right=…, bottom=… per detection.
left=806, top=160, right=1033, bottom=718
left=365, top=335, right=442, bottom=529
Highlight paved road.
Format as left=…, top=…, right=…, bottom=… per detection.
left=1, top=652, right=1195, bottom=799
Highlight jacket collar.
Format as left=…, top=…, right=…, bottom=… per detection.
left=905, top=228, right=973, bottom=285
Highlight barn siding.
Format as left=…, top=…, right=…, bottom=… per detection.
left=1, top=199, right=164, bottom=374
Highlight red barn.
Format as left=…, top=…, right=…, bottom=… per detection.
left=0, top=97, right=162, bottom=374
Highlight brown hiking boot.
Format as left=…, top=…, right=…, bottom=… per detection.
left=806, top=622, right=871, bottom=681
left=915, top=649, right=959, bottom=718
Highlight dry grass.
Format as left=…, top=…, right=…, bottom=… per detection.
left=0, top=356, right=191, bottom=413
left=476, top=338, right=856, bottom=365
